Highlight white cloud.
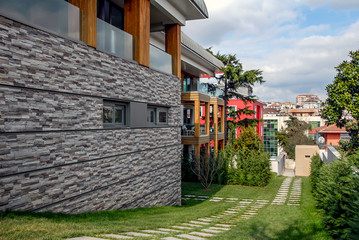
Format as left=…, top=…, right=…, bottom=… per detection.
left=301, top=0, right=359, bottom=10
left=183, top=0, right=359, bottom=103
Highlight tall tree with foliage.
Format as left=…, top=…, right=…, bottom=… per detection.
left=322, top=50, right=359, bottom=152
left=275, top=116, right=315, bottom=159
left=208, top=50, right=264, bottom=142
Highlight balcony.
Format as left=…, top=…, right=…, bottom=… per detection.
left=150, top=44, right=173, bottom=75
left=182, top=124, right=206, bottom=137
left=0, top=0, right=82, bottom=41
left=97, top=19, right=134, bottom=60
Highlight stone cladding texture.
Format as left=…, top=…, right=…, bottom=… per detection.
left=0, top=16, right=182, bottom=212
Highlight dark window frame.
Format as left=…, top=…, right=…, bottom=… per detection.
left=103, top=101, right=127, bottom=127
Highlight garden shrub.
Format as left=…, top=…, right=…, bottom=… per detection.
left=310, top=154, right=323, bottom=194
left=218, top=127, right=272, bottom=187
left=312, top=158, right=359, bottom=239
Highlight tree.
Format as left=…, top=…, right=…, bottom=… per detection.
left=208, top=50, right=264, bottom=142
left=219, top=126, right=271, bottom=186
left=322, top=50, right=359, bottom=152
left=275, top=116, right=314, bottom=159
left=188, top=152, right=224, bottom=190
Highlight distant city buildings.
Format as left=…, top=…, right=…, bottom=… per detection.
left=262, top=94, right=325, bottom=157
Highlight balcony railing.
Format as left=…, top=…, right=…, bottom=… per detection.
left=97, top=19, right=134, bottom=60
left=181, top=124, right=208, bottom=136
left=150, top=44, right=173, bottom=75
left=0, top=0, right=81, bottom=41
left=183, top=82, right=223, bottom=99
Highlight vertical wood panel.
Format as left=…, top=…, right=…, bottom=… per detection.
left=205, top=103, right=210, bottom=135
left=194, top=100, right=200, bottom=138
left=124, top=0, right=150, bottom=67
left=68, top=0, right=97, bottom=47
left=213, top=104, right=218, bottom=135
left=165, top=24, right=181, bottom=78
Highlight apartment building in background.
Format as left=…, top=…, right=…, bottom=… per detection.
left=0, top=0, right=222, bottom=213
left=227, top=99, right=264, bottom=140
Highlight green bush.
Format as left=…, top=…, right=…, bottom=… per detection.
left=218, top=127, right=272, bottom=187
left=311, top=158, right=359, bottom=239
left=310, top=154, right=323, bottom=194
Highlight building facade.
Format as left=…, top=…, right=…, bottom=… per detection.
left=263, top=114, right=325, bottom=157
left=0, top=0, right=218, bottom=213
left=227, top=99, right=264, bottom=140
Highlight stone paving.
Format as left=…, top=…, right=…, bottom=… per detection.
left=68, top=177, right=302, bottom=240
left=271, top=177, right=302, bottom=206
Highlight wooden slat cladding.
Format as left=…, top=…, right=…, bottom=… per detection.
left=124, top=0, right=150, bottom=67
left=165, top=24, right=181, bottom=78
left=68, top=0, right=97, bottom=47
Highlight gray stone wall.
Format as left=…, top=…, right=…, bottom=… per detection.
left=0, top=16, right=182, bottom=213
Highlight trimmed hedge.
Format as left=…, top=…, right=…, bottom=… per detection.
left=311, top=153, right=359, bottom=239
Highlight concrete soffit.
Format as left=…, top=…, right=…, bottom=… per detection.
left=150, top=0, right=186, bottom=25
left=150, top=31, right=222, bottom=76
left=150, top=0, right=208, bottom=26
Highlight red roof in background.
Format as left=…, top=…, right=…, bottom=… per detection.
left=263, top=108, right=280, bottom=114
left=310, top=124, right=347, bottom=134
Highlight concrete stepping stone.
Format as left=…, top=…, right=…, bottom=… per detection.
left=172, top=226, right=193, bottom=230
left=158, top=228, right=181, bottom=232
left=201, top=229, right=222, bottom=233
left=190, top=232, right=214, bottom=237
left=67, top=237, right=108, bottom=240
left=101, top=234, right=133, bottom=239
left=197, top=218, right=213, bottom=222
left=124, top=232, right=152, bottom=237
left=212, top=197, right=224, bottom=199
left=162, top=237, right=183, bottom=240
left=209, top=199, right=221, bottom=202
left=216, top=224, right=233, bottom=227
left=184, top=195, right=196, bottom=197
left=182, top=223, right=203, bottom=227
left=225, top=200, right=236, bottom=202
left=209, top=227, right=230, bottom=231
left=198, top=196, right=210, bottom=198
left=142, top=230, right=168, bottom=234
left=189, top=221, right=210, bottom=225
left=224, top=211, right=237, bottom=214
left=177, top=234, right=207, bottom=240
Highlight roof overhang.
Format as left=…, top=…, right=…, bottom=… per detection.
left=150, top=0, right=208, bottom=27
left=150, top=31, right=223, bottom=77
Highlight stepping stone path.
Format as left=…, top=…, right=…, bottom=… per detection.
left=272, top=177, right=302, bottom=206
left=288, top=178, right=302, bottom=206
left=182, top=195, right=210, bottom=201
left=67, top=195, right=274, bottom=240
left=240, top=200, right=269, bottom=220
left=271, top=177, right=293, bottom=205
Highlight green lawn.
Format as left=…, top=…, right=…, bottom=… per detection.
left=0, top=176, right=331, bottom=240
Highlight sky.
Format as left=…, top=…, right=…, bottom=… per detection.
left=182, top=0, right=359, bottom=103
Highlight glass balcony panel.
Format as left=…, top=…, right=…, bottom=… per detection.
left=182, top=124, right=195, bottom=136
left=97, top=19, right=133, bottom=60
left=0, top=0, right=81, bottom=40
left=200, top=124, right=206, bottom=135
left=150, top=44, right=172, bottom=75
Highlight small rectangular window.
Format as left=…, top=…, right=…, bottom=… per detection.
left=147, top=106, right=168, bottom=125
left=147, top=107, right=156, bottom=124
left=103, top=101, right=126, bottom=127
left=158, top=108, right=168, bottom=124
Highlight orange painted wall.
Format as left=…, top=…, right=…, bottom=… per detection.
left=326, top=133, right=341, bottom=146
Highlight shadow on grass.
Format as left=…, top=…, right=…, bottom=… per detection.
left=0, top=182, right=223, bottom=221
left=181, top=181, right=224, bottom=207
left=248, top=220, right=329, bottom=240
